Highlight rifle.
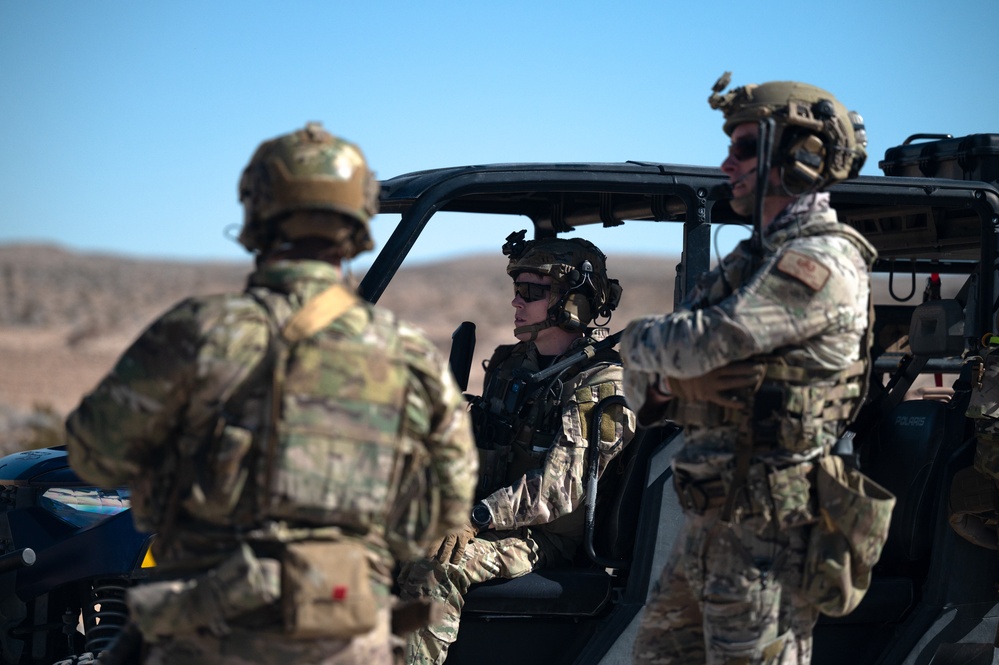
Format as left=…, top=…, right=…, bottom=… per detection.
left=523, top=330, right=623, bottom=390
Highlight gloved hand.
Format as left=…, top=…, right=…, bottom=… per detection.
left=625, top=368, right=672, bottom=427
left=666, top=362, right=764, bottom=409
left=428, top=524, right=479, bottom=565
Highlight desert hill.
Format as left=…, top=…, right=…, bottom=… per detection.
left=0, top=244, right=676, bottom=454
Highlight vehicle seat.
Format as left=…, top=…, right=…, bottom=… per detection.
left=589, top=420, right=679, bottom=566
left=462, top=411, right=673, bottom=617
left=833, top=299, right=971, bottom=624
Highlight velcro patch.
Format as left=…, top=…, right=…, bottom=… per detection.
left=775, top=250, right=830, bottom=291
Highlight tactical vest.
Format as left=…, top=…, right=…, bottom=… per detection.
left=174, top=283, right=438, bottom=560
left=672, top=221, right=875, bottom=457
left=470, top=338, right=619, bottom=499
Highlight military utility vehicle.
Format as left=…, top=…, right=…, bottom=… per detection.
left=361, top=133, right=999, bottom=665
left=0, top=133, right=997, bottom=665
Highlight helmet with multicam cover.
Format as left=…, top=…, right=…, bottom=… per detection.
left=503, top=230, right=622, bottom=338
left=709, top=72, right=867, bottom=194
left=238, top=122, right=380, bottom=258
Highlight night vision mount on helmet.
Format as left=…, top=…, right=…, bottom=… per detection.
left=237, top=122, right=380, bottom=258
left=709, top=72, right=868, bottom=195
left=502, top=230, right=622, bottom=338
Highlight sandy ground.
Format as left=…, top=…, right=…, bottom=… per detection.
left=0, top=325, right=132, bottom=414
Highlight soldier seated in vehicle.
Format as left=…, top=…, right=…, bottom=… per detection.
left=398, top=231, right=636, bottom=665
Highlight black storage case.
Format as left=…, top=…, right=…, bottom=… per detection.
left=879, top=133, right=999, bottom=185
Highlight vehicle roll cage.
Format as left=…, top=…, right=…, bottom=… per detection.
left=362, top=162, right=999, bottom=342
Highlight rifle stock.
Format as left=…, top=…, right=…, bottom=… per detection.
left=449, top=321, right=477, bottom=392
left=525, top=330, right=623, bottom=386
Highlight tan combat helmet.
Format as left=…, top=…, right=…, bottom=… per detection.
left=503, top=230, right=623, bottom=338
left=709, top=72, right=868, bottom=194
left=238, top=122, right=380, bottom=258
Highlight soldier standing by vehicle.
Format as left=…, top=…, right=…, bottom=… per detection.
left=624, top=75, right=893, bottom=664
left=64, top=123, right=478, bottom=665
left=398, top=232, right=636, bottom=665
left=951, top=336, right=999, bottom=548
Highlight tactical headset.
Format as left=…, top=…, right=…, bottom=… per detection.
left=503, top=231, right=622, bottom=339
left=709, top=72, right=867, bottom=195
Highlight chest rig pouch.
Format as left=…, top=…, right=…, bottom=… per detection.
left=751, top=362, right=866, bottom=455
left=471, top=343, right=561, bottom=498
left=470, top=338, right=616, bottom=499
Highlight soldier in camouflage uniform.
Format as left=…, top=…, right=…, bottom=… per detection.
left=64, top=123, right=478, bottom=665
left=624, top=76, right=885, bottom=664
left=398, top=232, right=636, bottom=665
left=952, top=336, right=999, bottom=548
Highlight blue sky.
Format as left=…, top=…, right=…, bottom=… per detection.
left=2, top=1, right=996, bottom=266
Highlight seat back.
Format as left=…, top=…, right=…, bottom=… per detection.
left=864, top=399, right=949, bottom=567
left=588, top=421, right=678, bottom=567
left=859, top=298, right=971, bottom=570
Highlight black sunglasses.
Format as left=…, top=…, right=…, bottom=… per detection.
left=728, top=137, right=759, bottom=162
left=514, top=282, right=551, bottom=303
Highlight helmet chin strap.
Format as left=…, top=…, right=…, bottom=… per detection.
left=514, top=290, right=568, bottom=341
left=515, top=273, right=597, bottom=341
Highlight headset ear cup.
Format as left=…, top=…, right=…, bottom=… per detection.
left=559, top=293, right=592, bottom=332
left=783, top=132, right=827, bottom=193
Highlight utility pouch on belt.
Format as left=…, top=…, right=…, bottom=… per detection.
left=766, top=464, right=816, bottom=530
left=281, top=540, right=378, bottom=640
left=802, top=455, right=895, bottom=617
left=127, top=543, right=280, bottom=641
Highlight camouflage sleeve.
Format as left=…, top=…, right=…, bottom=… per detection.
left=65, top=296, right=268, bottom=488
left=397, top=321, right=478, bottom=538
left=483, top=363, right=636, bottom=529
left=621, top=236, right=870, bottom=379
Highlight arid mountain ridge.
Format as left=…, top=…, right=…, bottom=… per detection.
left=0, top=244, right=677, bottom=455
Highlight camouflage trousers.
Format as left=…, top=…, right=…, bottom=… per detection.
left=633, top=509, right=817, bottom=665
left=398, top=527, right=562, bottom=665
left=948, top=422, right=999, bottom=549
left=144, top=605, right=400, bottom=665
left=974, top=420, right=999, bottom=482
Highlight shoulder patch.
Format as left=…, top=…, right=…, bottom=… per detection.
left=775, top=250, right=831, bottom=291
